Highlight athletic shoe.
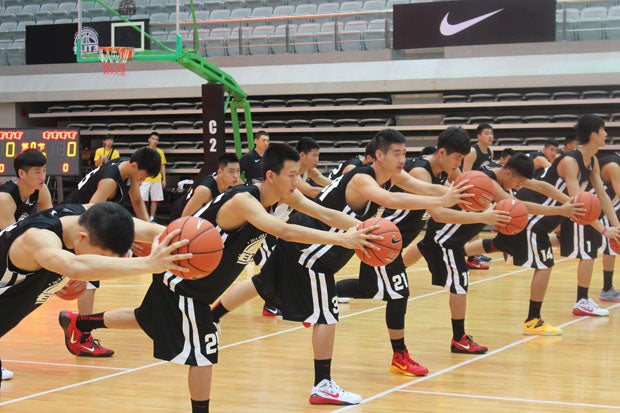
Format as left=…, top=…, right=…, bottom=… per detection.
left=262, top=304, right=283, bottom=318
left=58, top=310, right=114, bottom=357
left=599, top=287, right=620, bottom=302
left=309, top=379, right=362, bottom=405
left=450, top=334, right=488, bottom=354
left=477, top=254, right=492, bottom=262
left=337, top=297, right=351, bottom=304
left=466, top=257, right=489, bottom=270
left=1, top=367, right=13, bottom=381
left=390, top=350, right=428, bottom=376
left=523, top=318, right=563, bottom=336
left=572, top=298, right=609, bottom=316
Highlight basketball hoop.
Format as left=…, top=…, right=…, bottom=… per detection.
left=98, top=46, right=134, bottom=76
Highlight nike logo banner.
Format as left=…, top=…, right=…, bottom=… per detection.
left=393, top=0, right=555, bottom=50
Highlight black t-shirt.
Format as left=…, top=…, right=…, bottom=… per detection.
left=239, top=149, right=263, bottom=181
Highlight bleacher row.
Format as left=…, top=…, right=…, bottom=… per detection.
left=2, top=1, right=620, bottom=65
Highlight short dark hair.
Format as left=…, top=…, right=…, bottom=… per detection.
left=437, top=127, right=471, bottom=155
left=261, top=143, right=300, bottom=177
left=78, top=202, right=134, bottom=256
left=372, top=129, right=406, bottom=157
left=14, top=149, right=47, bottom=175
left=419, top=146, right=437, bottom=157
left=130, top=147, right=162, bottom=178
left=103, top=134, right=114, bottom=141
left=476, top=123, right=493, bottom=135
left=500, top=148, right=515, bottom=158
left=218, top=153, right=240, bottom=168
left=504, top=152, right=534, bottom=180
left=564, top=135, right=579, bottom=145
left=575, top=114, right=605, bottom=144
left=149, top=131, right=160, bottom=138
left=296, top=137, right=320, bottom=154
left=255, top=130, right=269, bottom=139
left=364, top=140, right=375, bottom=156
left=544, top=138, right=559, bottom=148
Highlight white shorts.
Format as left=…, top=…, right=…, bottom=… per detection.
left=140, top=181, right=164, bottom=202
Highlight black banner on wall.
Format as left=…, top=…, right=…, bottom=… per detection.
left=393, top=0, right=555, bottom=50
left=26, top=20, right=149, bottom=65
left=202, top=83, right=226, bottom=174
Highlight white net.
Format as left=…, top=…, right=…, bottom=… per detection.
left=98, top=46, right=134, bottom=76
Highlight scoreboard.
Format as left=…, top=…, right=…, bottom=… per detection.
left=0, top=128, right=81, bottom=176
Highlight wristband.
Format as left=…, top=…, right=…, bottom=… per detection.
left=602, top=227, right=607, bottom=235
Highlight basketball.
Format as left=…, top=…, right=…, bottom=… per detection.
left=610, top=237, right=620, bottom=255
left=55, top=279, right=87, bottom=301
left=571, top=192, right=601, bottom=225
left=454, top=170, right=495, bottom=212
left=493, top=198, right=529, bottom=235
left=355, top=217, right=402, bottom=267
left=160, top=216, right=224, bottom=280
left=131, top=241, right=152, bottom=257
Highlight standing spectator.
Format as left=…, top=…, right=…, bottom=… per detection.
left=93, top=135, right=120, bottom=168
left=239, top=130, right=270, bottom=182
left=462, top=123, right=494, bottom=270
left=140, top=132, right=167, bottom=222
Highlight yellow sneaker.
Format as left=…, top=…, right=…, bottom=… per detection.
left=523, top=318, right=562, bottom=336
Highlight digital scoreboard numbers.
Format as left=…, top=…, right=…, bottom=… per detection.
left=0, top=129, right=81, bottom=176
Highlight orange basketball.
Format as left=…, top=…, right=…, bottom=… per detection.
left=160, top=216, right=224, bottom=280
left=494, top=198, right=529, bottom=235
left=355, top=217, right=402, bottom=267
left=571, top=192, right=601, bottom=225
left=610, top=237, right=620, bottom=255
left=55, top=279, right=87, bottom=300
left=454, top=170, right=495, bottom=212
left=131, top=241, right=152, bottom=257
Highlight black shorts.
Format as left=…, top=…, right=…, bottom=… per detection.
left=135, top=273, right=218, bottom=366
left=489, top=229, right=554, bottom=269
left=252, top=246, right=340, bottom=325
left=559, top=219, right=601, bottom=259
left=357, top=254, right=410, bottom=301
left=417, top=239, right=469, bottom=294
left=597, top=212, right=617, bottom=255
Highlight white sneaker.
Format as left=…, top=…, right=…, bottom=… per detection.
left=1, top=367, right=14, bottom=380
left=309, top=379, right=362, bottom=405
left=337, top=297, right=351, bottom=304
left=572, top=298, right=609, bottom=317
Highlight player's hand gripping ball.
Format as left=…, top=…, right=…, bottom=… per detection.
left=355, top=217, right=402, bottom=267
left=570, top=192, right=601, bottom=225
left=454, top=170, right=495, bottom=212
left=160, top=216, right=224, bottom=280
left=493, top=198, right=529, bottom=235
left=55, top=279, right=87, bottom=300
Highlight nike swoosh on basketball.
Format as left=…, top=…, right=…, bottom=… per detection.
left=391, top=236, right=401, bottom=245
left=439, top=9, right=504, bottom=36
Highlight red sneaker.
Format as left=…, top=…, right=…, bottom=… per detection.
left=450, top=334, right=488, bottom=354
left=390, top=350, right=429, bottom=376
left=262, top=304, right=283, bottom=318
left=58, top=311, right=114, bottom=357
left=466, top=257, right=489, bottom=270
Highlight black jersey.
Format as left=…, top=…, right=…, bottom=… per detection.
left=598, top=154, right=620, bottom=200
left=169, top=174, right=219, bottom=220
left=0, top=180, right=39, bottom=222
left=0, top=204, right=86, bottom=337
left=382, top=158, right=447, bottom=247
left=239, top=149, right=262, bottom=181
left=527, top=150, right=548, bottom=177
left=425, top=166, right=497, bottom=248
left=471, top=144, right=493, bottom=171
left=61, top=158, right=128, bottom=204
left=328, top=156, right=363, bottom=180
left=169, top=183, right=270, bottom=303
left=517, top=150, right=593, bottom=233
left=281, top=164, right=386, bottom=274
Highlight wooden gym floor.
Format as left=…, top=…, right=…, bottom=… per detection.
left=1, top=236, right=620, bottom=412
